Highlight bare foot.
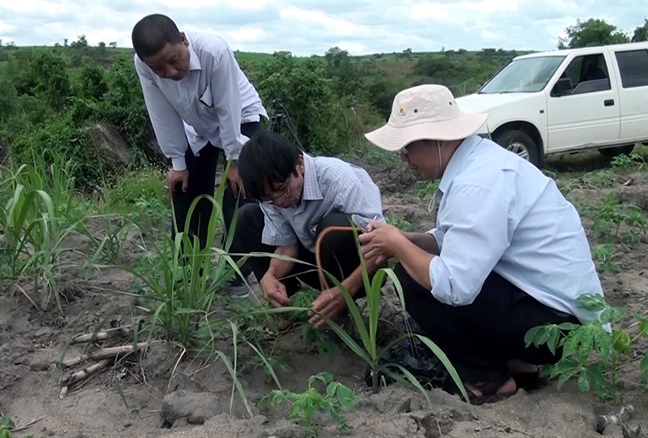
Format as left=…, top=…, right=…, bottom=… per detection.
left=465, top=377, right=517, bottom=398
left=507, top=359, right=539, bottom=374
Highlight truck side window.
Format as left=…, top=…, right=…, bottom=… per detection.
left=615, top=49, right=648, bottom=89
left=550, top=53, right=611, bottom=97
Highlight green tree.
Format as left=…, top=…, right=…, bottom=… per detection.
left=631, top=19, right=648, bottom=42
left=78, top=65, right=108, bottom=101
left=245, top=51, right=352, bottom=155
left=28, top=49, right=72, bottom=111
left=558, top=18, right=630, bottom=49
left=324, top=46, right=364, bottom=99
left=71, top=34, right=88, bottom=49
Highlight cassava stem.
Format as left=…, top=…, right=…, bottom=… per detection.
left=60, top=359, right=111, bottom=386
left=595, top=405, right=634, bottom=433
left=71, top=326, right=131, bottom=344
left=61, top=342, right=148, bottom=368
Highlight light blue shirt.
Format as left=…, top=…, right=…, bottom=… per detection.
left=428, top=135, right=605, bottom=325
left=261, top=153, right=385, bottom=252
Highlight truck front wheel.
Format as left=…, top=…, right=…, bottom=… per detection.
left=492, top=129, right=542, bottom=168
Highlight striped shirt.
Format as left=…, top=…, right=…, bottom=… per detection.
left=260, top=153, right=385, bottom=252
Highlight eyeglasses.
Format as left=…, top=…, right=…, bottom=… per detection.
left=262, top=180, right=291, bottom=204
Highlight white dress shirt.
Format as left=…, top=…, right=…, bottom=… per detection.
left=427, top=134, right=606, bottom=326
left=134, top=31, right=268, bottom=171
left=260, top=153, right=385, bottom=253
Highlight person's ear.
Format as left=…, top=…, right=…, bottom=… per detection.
left=297, top=155, right=305, bottom=173
left=181, top=32, right=189, bottom=47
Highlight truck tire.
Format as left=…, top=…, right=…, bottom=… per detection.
left=598, top=144, right=635, bottom=158
left=493, top=129, right=542, bottom=168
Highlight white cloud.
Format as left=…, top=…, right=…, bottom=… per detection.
left=0, top=0, right=644, bottom=55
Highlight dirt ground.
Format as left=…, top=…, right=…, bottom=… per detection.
left=1, top=154, right=647, bottom=438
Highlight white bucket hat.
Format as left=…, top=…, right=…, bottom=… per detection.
left=365, top=84, right=488, bottom=152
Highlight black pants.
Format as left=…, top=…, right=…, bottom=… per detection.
left=235, top=202, right=369, bottom=297
left=170, top=121, right=261, bottom=280
left=394, top=263, right=580, bottom=384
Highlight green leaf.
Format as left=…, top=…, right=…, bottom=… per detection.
left=336, top=385, right=355, bottom=408
left=612, top=328, right=631, bottom=355
left=524, top=326, right=545, bottom=347
left=577, top=373, right=591, bottom=392
left=636, top=313, right=648, bottom=338
left=547, top=327, right=562, bottom=355
left=0, top=417, right=14, bottom=429
left=577, top=294, right=607, bottom=312
left=326, top=382, right=337, bottom=397
left=553, top=360, right=581, bottom=389
left=600, top=305, right=625, bottom=324
left=640, top=354, right=648, bottom=379
left=329, top=406, right=345, bottom=425
left=303, top=398, right=316, bottom=422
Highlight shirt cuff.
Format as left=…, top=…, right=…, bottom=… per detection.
left=171, top=156, right=187, bottom=171
left=224, top=134, right=251, bottom=161
left=428, top=256, right=454, bottom=306
left=261, top=235, right=297, bottom=247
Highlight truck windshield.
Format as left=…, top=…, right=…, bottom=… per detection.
left=479, top=56, right=566, bottom=93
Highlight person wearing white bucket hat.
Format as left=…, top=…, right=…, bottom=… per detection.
left=359, top=84, right=605, bottom=405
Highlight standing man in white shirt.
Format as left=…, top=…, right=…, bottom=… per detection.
left=131, top=14, right=268, bottom=298
left=358, top=84, right=606, bottom=405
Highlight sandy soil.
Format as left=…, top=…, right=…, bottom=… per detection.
left=1, top=159, right=647, bottom=438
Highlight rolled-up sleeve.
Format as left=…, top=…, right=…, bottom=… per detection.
left=426, top=227, right=445, bottom=249
left=331, top=168, right=385, bottom=230
left=134, top=57, right=189, bottom=171
left=260, top=204, right=298, bottom=247
left=429, top=184, right=513, bottom=306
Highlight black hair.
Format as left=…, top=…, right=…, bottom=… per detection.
left=131, top=14, right=183, bottom=59
left=238, top=131, right=302, bottom=200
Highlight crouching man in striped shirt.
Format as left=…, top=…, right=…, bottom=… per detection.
left=235, top=131, right=385, bottom=326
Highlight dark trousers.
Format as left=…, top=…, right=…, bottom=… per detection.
left=235, top=202, right=368, bottom=297
left=170, top=121, right=261, bottom=280
left=394, top=263, right=580, bottom=384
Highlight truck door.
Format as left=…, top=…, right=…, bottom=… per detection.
left=612, top=47, right=648, bottom=142
left=545, top=51, right=621, bottom=152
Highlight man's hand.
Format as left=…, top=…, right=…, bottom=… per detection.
left=227, top=164, right=246, bottom=199
left=358, top=221, right=404, bottom=263
left=167, top=169, right=189, bottom=193
left=308, top=287, right=347, bottom=328
left=260, top=274, right=291, bottom=308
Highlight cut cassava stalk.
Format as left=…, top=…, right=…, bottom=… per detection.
left=62, top=342, right=148, bottom=368
left=71, top=326, right=131, bottom=344
left=595, top=405, right=634, bottom=434
left=60, top=359, right=111, bottom=386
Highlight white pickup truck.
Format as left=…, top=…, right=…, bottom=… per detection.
left=455, top=42, right=648, bottom=168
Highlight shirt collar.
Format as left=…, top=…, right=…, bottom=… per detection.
left=186, top=34, right=202, bottom=71
left=437, top=134, right=484, bottom=195
left=301, top=153, right=323, bottom=201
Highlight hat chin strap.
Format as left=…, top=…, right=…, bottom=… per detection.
left=428, top=140, right=446, bottom=214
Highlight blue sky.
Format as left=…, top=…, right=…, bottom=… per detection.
left=0, top=1, right=645, bottom=56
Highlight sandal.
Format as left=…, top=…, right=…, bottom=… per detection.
left=465, top=380, right=516, bottom=406
left=512, top=369, right=550, bottom=391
